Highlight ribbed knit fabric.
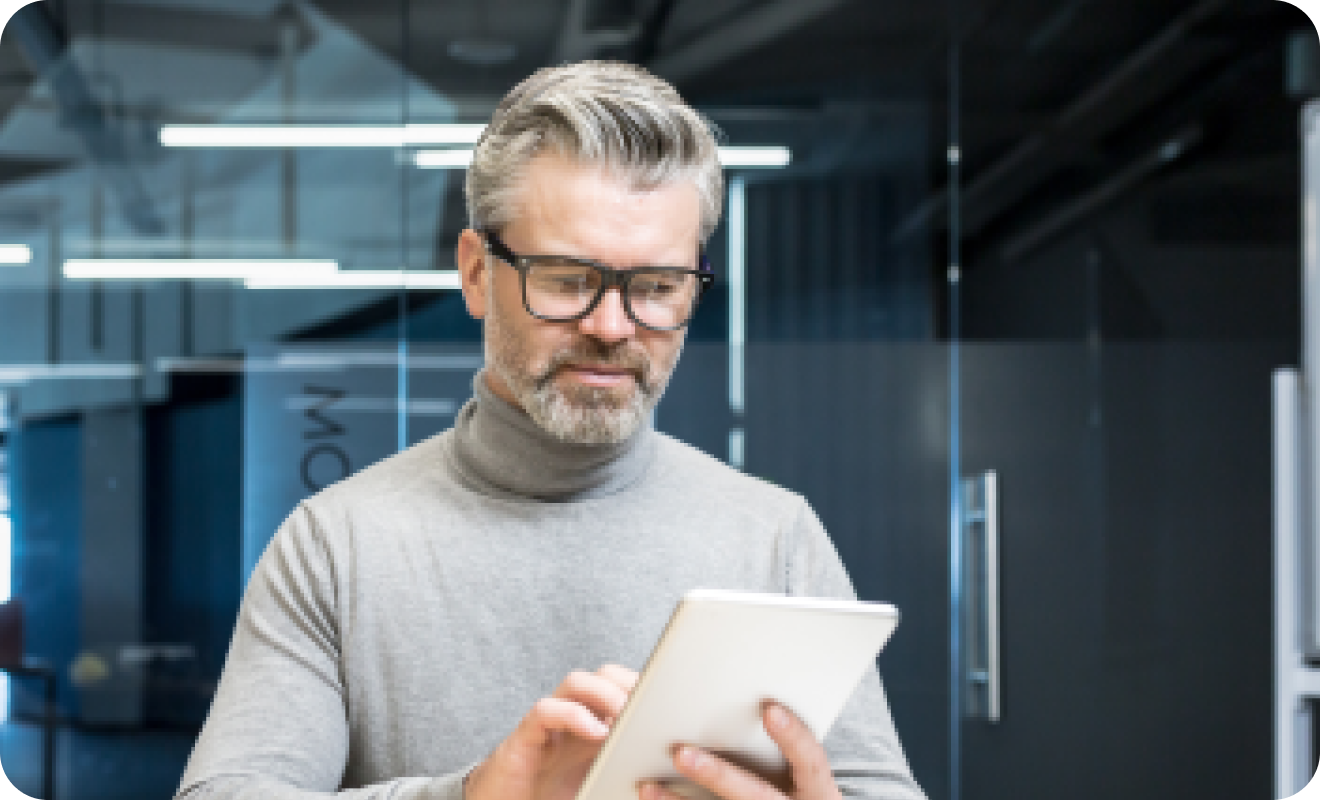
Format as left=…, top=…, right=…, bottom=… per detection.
left=175, top=373, right=926, bottom=800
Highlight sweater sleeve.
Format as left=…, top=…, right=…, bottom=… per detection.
left=174, top=504, right=473, bottom=800
left=785, top=499, right=928, bottom=800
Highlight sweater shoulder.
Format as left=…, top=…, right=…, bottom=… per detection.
left=297, top=431, right=454, bottom=528
left=649, top=432, right=807, bottom=521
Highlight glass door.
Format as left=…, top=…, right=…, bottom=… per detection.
left=0, top=1, right=960, bottom=797
left=950, top=2, right=1308, bottom=798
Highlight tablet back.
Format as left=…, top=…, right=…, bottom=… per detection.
left=575, top=590, right=900, bottom=800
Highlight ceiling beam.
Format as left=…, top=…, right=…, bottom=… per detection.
left=648, top=0, right=849, bottom=84
left=892, top=0, right=1228, bottom=243
left=99, top=3, right=314, bottom=59
left=998, top=122, right=1203, bottom=263
left=8, top=3, right=164, bottom=235
left=551, top=0, right=641, bottom=64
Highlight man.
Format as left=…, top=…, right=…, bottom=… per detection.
left=176, top=61, right=925, bottom=800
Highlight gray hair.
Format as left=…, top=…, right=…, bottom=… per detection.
left=466, top=61, right=724, bottom=244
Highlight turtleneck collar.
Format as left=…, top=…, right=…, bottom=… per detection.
left=448, top=370, right=658, bottom=502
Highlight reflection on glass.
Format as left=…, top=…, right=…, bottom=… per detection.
left=0, top=439, right=10, bottom=724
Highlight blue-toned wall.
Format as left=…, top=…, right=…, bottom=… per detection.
left=11, top=415, right=81, bottom=723
left=144, top=390, right=242, bottom=728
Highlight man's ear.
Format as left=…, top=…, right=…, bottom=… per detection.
left=456, top=228, right=489, bottom=319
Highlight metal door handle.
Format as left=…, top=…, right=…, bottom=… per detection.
left=962, top=470, right=1001, bottom=723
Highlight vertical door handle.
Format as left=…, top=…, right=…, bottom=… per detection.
left=962, top=470, right=1001, bottom=723
left=985, top=470, right=1001, bottom=722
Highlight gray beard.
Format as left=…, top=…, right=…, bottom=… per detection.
left=484, top=291, right=680, bottom=445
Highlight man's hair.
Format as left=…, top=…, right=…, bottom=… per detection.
left=466, top=61, right=724, bottom=245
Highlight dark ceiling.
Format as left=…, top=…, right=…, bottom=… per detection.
left=0, top=0, right=1313, bottom=267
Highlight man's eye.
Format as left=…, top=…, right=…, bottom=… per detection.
left=634, top=278, right=680, bottom=296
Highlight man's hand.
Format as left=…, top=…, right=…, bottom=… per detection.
left=640, top=702, right=842, bottom=800
left=465, top=664, right=639, bottom=800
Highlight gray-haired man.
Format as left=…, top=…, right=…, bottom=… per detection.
left=176, top=61, right=926, bottom=800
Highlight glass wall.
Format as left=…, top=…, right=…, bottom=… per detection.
left=0, top=3, right=953, bottom=798
left=951, top=2, right=1308, bottom=799
left=0, top=1, right=1311, bottom=799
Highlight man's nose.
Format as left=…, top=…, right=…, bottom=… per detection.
left=576, top=286, right=636, bottom=342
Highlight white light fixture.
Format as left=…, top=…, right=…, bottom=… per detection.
left=413, top=146, right=791, bottom=170
left=159, top=124, right=791, bottom=168
left=0, top=363, right=143, bottom=385
left=159, top=124, right=486, bottom=148
left=0, top=245, right=31, bottom=265
left=63, top=259, right=339, bottom=281
left=413, top=149, right=475, bottom=169
left=246, top=270, right=461, bottom=290
left=719, top=146, right=792, bottom=168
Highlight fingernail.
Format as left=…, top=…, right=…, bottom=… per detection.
left=638, top=782, right=658, bottom=800
left=678, top=745, right=704, bottom=770
left=767, top=704, right=788, bottom=729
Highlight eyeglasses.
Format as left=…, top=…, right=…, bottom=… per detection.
left=481, top=229, right=714, bottom=332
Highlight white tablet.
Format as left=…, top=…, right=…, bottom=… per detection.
left=574, top=589, right=900, bottom=800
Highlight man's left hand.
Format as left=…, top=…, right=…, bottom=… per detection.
left=639, top=702, right=843, bottom=800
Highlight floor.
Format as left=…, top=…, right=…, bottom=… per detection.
left=0, top=723, right=196, bottom=800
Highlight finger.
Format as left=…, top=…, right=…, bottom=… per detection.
left=672, top=744, right=788, bottom=800
left=597, top=664, right=640, bottom=693
left=511, top=696, right=610, bottom=751
left=761, top=703, right=836, bottom=800
left=553, top=670, right=632, bottom=722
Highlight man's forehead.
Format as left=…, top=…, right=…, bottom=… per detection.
left=510, top=153, right=702, bottom=255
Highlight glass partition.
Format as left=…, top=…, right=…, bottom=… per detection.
left=951, top=2, right=1310, bottom=798
left=0, top=3, right=958, bottom=798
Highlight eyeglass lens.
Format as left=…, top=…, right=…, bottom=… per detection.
left=524, top=259, right=699, bottom=329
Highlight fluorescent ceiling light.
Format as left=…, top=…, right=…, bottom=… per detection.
left=64, top=259, right=339, bottom=281
left=0, top=245, right=31, bottom=265
left=246, top=270, right=461, bottom=290
left=160, top=125, right=790, bottom=168
left=0, top=363, right=142, bottom=385
left=414, top=146, right=791, bottom=170
left=719, top=146, right=792, bottom=168
left=159, top=124, right=486, bottom=148
left=413, top=150, right=475, bottom=169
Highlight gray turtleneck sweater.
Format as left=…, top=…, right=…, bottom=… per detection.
left=176, top=374, right=926, bottom=800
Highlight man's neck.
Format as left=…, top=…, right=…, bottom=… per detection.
left=446, top=370, right=657, bottom=502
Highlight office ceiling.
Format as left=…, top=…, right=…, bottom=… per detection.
left=0, top=0, right=1305, bottom=241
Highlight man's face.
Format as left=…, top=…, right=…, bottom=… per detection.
left=456, top=152, right=701, bottom=444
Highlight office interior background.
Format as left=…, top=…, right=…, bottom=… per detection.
left=0, top=0, right=1312, bottom=798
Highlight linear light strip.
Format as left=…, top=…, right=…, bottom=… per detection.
left=61, top=260, right=461, bottom=289
left=160, top=123, right=487, bottom=148
left=413, top=149, right=475, bottom=168
left=0, top=245, right=31, bottom=265
left=414, top=146, right=790, bottom=169
left=718, top=146, right=792, bottom=167
left=0, top=363, right=143, bottom=384
left=160, top=124, right=791, bottom=168
left=64, top=259, right=339, bottom=281
left=245, top=270, right=461, bottom=290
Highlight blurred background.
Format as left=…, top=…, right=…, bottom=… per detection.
left=0, top=0, right=1313, bottom=798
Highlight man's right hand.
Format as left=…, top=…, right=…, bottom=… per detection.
left=465, top=664, right=639, bottom=800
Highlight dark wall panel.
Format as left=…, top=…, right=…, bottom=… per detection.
left=11, top=415, right=82, bottom=722
left=144, top=392, right=242, bottom=728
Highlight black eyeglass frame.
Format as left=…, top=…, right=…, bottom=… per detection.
left=480, top=229, right=715, bottom=332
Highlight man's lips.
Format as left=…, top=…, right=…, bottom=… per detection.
left=558, top=363, right=639, bottom=387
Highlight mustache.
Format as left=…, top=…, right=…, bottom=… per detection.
left=537, top=341, right=650, bottom=387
